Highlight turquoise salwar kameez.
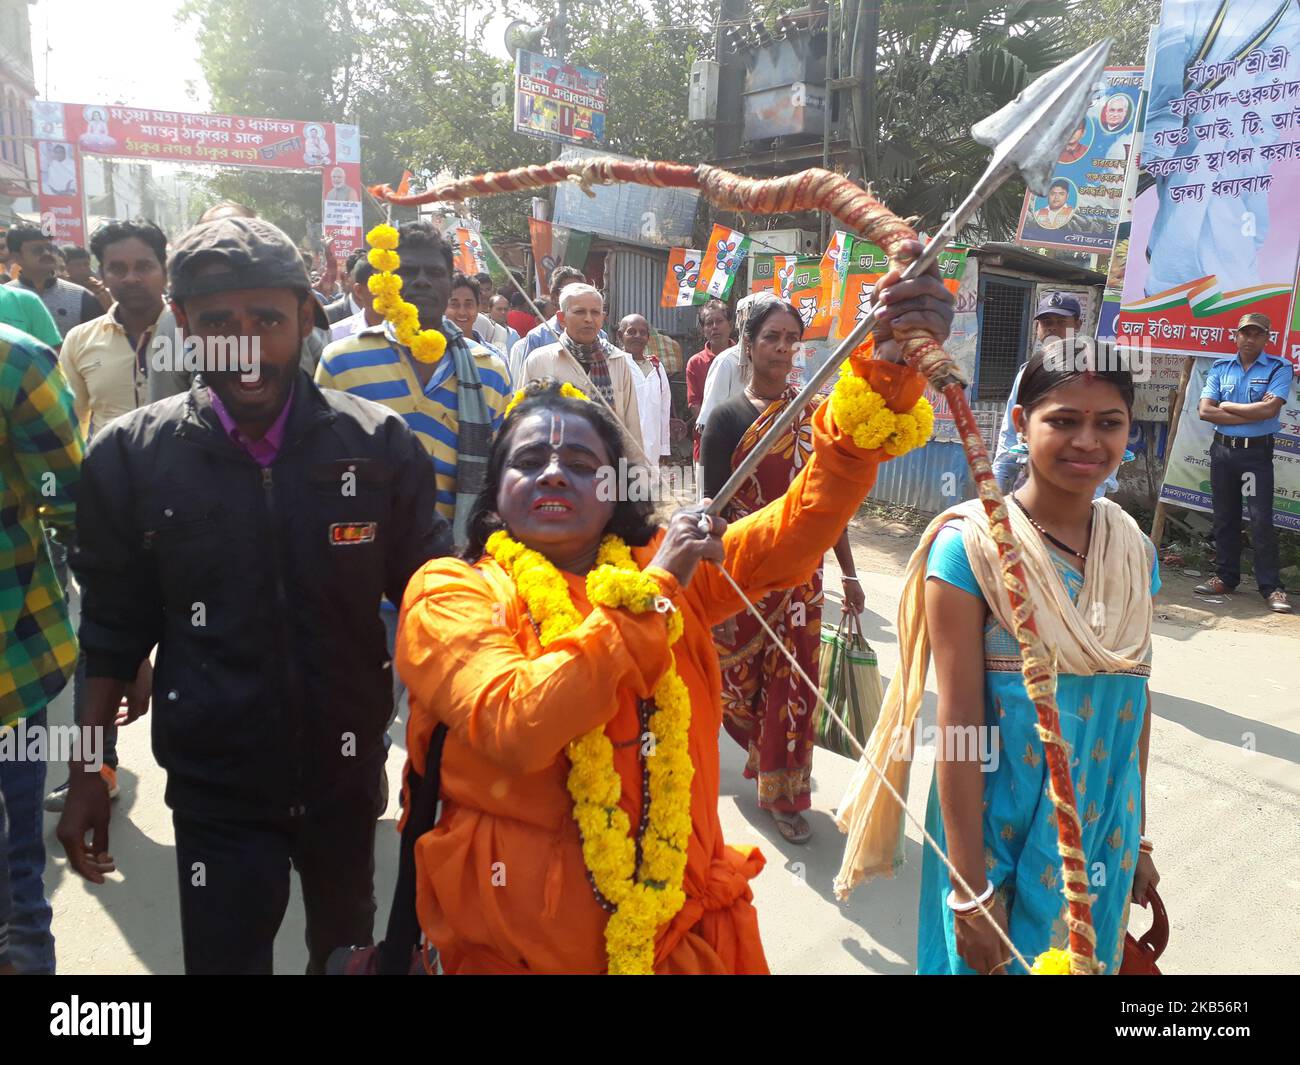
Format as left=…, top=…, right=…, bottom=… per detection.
left=917, top=523, right=1159, bottom=975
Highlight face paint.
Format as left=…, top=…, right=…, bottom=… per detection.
left=549, top=413, right=565, bottom=448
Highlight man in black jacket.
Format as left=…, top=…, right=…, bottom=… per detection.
left=57, top=217, right=452, bottom=974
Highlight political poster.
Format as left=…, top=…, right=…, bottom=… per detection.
left=1116, top=3, right=1300, bottom=364
left=31, top=102, right=363, bottom=259
left=514, top=50, right=607, bottom=146
left=1016, top=66, right=1145, bottom=253
left=1159, top=357, right=1300, bottom=531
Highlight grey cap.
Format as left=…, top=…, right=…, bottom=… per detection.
left=168, top=216, right=329, bottom=329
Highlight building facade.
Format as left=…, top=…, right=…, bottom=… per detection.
left=0, top=0, right=37, bottom=218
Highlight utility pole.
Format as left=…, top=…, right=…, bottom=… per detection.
left=863, top=0, right=879, bottom=181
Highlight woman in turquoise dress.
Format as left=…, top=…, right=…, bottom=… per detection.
left=834, top=340, right=1162, bottom=974
left=919, top=343, right=1161, bottom=974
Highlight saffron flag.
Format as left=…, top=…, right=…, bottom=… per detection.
left=695, top=224, right=750, bottom=301
left=395, top=169, right=413, bottom=196
left=660, top=247, right=703, bottom=307
left=529, top=218, right=593, bottom=297
left=789, top=258, right=833, bottom=340
left=447, top=226, right=487, bottom=275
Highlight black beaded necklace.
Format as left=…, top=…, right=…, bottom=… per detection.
left=1011, top=493, right=1089, bottom=564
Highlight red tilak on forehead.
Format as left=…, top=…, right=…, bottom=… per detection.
left=549, top=413, right=564, bottom=448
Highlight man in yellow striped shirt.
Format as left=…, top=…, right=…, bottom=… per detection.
left=316, top=223, right=511, bottom=524
left=315, top=222, right=511, bottom=756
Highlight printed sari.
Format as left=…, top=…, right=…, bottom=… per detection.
left=717, top=389, right=824, bottom=812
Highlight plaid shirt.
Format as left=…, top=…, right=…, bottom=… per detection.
left=0, top=323, right=83, bottom=726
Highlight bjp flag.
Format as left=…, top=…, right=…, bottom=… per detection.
left=695, top=224, right=750, bottom=301
left=660, top=247, right=703, bottom=307
left=820, top=232, right=850, bottom=321
left=788, top=257, right=833, bottom=340
left=831, top=240, right=971, bottom=340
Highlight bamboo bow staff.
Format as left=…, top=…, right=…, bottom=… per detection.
left=370, top=39, right=1114, bottom=973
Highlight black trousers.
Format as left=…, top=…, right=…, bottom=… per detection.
left=1209, top=439, right=1282, bottom=595
left=172, top=771, right=383, bottom=975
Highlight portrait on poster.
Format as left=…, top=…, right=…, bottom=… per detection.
left=39, top=142, right=78, bottom=196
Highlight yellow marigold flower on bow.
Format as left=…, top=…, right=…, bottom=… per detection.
left=831, top=364, right=932, bottom=458
left=366, top=224, right=400, bottom=250
left=1031, top=947, right=1072, bottom=975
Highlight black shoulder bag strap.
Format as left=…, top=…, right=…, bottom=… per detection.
left=376, top=722, right=448, bottom=975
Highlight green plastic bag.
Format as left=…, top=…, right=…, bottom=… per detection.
left=815, top=611, right=884, bottom=758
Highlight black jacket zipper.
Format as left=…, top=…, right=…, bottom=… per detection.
left=261, top=465, right=307, bottom=817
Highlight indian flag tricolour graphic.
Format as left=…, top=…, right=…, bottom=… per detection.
left=1121, top=275, right=1293, bottom=318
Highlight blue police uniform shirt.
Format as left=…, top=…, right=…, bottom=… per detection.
left=1201, top=351, right=1294, bottom=437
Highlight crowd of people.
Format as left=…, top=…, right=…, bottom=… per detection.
left=0, top=200, right=1194, bottom=976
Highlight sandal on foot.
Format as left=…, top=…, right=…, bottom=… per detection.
left=771, top=811, right=812, bottom=844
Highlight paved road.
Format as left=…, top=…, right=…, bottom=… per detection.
left=37, top=531, right=1300, bottom=974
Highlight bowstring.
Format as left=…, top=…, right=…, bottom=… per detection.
left=713, top=563, right=1032, bottom=975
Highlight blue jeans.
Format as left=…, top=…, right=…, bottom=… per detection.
left=0, top=707, right=55, bottom=973
left=381, top=608, right=408, bottom=754
left=51, top=534, right=118, bottom=769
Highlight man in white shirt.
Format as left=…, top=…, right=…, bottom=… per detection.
left=329, top=255, right=383, bottom=343
left=616, top=313, right=671, bottom=468
left=520, top=283, right=647, bottom=466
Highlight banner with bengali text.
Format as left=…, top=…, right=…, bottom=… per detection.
left=30, top=101, right=363, bottom=260
left=1116, top=4, right=1300, bottom=365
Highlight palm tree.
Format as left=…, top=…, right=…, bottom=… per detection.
left=867, top=0, right=1086, bottom=241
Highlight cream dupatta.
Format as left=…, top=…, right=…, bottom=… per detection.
left=833, top=496, right=1154, bottom=900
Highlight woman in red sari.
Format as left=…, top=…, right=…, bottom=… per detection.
left=699, top=298, right=864, bottom=844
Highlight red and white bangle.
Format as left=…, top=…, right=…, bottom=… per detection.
left=1139, top=836, right=1153, bottom=855
left=945, top=880, right=994, bottom=914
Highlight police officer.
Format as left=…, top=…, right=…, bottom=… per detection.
left=1195, top=312, right=1294, bottom=613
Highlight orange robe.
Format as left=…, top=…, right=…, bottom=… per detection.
left=398, top=369, right=905, bottom=974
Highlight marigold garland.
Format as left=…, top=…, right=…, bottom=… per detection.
left=1031, top=947, right=1072, bottom=975
left=484, top=529, right=693, bottom=975
left=829, top=359, right=934, bottom=456
left=365, top=223, right=448, bottom=364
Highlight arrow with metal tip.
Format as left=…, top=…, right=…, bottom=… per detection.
left=704, top=37, right=1114, bottom=518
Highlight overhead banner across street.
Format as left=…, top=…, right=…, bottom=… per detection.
left=29, top=100, right=363, bottom=259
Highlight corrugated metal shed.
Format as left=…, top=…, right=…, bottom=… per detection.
left=605, top=247, right=701, bottom=339
left=868, top=440, right=973, bottom=515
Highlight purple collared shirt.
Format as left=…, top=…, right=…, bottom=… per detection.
left=209, top=382, right=295, bottom=467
